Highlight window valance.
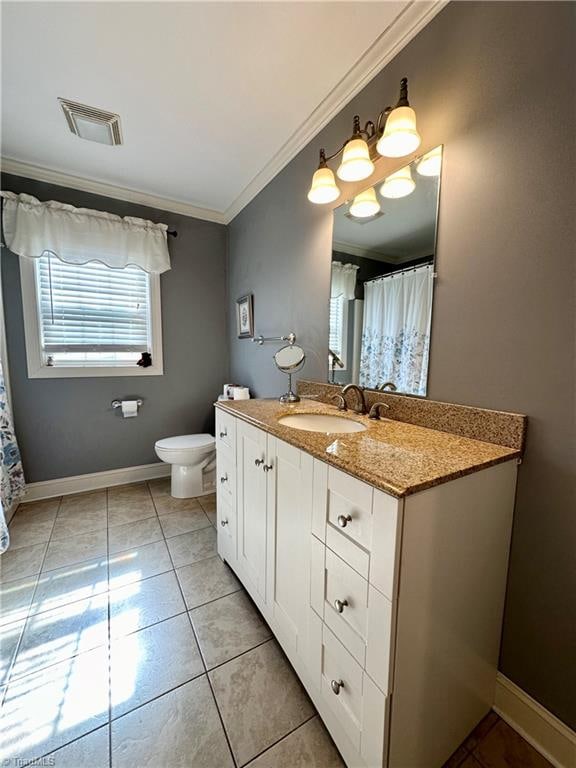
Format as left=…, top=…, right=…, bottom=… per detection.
left=1, top=191, right=171, bottom=274
left=331, top=261, right=359, bottom=300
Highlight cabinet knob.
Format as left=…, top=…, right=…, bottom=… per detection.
left=334, top=598, right=348, bottom=614
left=220, top=519, right=228, bottom=527
left=255, top=458, right=264, bottom=467
left=220, top=474, right=228, bottom=484
left=337, top=514, right=352, bottom=528
left=219, top=429, right=227, bottom=438
left=263, top=464, right=273, bottom=472
left=331, top=679, right=344, bottom=696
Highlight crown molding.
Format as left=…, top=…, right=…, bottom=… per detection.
left=223, top=0, right=449, bottom=223
left=0, top=157, right=227, bottom=224
left=1, top=0, right=447, bottom=226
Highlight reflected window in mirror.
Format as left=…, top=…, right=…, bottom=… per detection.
left=328, top=146, right=442, bottom=396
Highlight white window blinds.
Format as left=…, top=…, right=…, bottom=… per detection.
left=36, top=255, right=151, bottom=356
left=329, top=296, right=344, bottom=357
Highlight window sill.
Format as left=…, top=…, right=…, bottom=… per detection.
left=27, top=364, right=164, bottom=379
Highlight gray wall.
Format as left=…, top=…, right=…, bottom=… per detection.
left=2, top=173, right=228, bottom=482
left=228, top=2, right=576, bottom=729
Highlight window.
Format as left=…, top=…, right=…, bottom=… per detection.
left=329, top=295, right=349, bottom=370
left=19, top=255, right=163, bottom=378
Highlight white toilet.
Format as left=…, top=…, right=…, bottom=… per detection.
left=154, top=434, right=216, bottom=498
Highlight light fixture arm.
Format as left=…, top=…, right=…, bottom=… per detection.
left=318, top=115, right=377, bottom=168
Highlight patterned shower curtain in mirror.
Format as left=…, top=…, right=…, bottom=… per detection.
left=360, top=264, right=433, bottom=396
left=0, top=281, right=24, bottom=552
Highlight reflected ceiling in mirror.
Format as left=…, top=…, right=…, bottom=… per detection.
left=328, top=146, right=442, bottom=397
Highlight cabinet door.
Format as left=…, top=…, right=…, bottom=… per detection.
left=236, top=421, right=268, bottom=607
left=266, top=437, right=313, bottom=657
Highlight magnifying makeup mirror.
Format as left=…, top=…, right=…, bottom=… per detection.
left=274, top=344, right=306, bottom=403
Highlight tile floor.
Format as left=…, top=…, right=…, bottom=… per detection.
left=1, top=481, right=552, bottom=768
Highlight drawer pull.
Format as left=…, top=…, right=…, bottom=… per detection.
left=263, top=463, right=273, bottom=473
left=220, top=474, right=228, bottom=484
left=330, top=679, right=344, bottom=696
left=219, top=429, right=227, bottom=438
left=337, top=514, right=352, bottom=528
left=334, top=598, right=348, bottom=614
left=255, top=458, right=264, bottom=467
left=220, top=519, right=228, bottom=527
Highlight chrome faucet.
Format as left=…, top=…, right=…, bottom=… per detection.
left=341, top=384, right=367, bottom=415
left=378, top=381, right=397, bottom=392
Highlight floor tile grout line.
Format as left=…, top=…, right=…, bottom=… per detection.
left=183, top=583, right=243, bottom=613
left=107, top=670, right=206, bottom=726
left=1, top=496, right=63, bottom=702
left=204, top=635, right=274, bottom=676
left=38, top=722, right=110, bottom=764
left=241, top=712, right=318, bottom=768
left=203, top=664, right=239, bottom=768
left=3, top=556, right=240, bottom=677
left=4, top=607, right=197, bottom=688
left=155, top=494, right=239, bottom=768
left=5, top=586, right=265, bottom=691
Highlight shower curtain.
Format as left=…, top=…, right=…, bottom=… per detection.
left=0, top=257, right=25, bottom=552
left=359, top=264, right=433, bottom=396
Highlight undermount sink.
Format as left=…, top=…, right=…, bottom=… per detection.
left=277, top=413, right=367, bottom=434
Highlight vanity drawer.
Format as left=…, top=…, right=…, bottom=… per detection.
left=311, top=542, right=394, bottom=683
left=216, top=409, right=236, bottom=453
left=216, top=449, right=235, bottom=503
left=216, top=490, right=236, bottom=564
left=321, top=623, right=364, bottom=751
left=324, top=547, right=368, bottom=666
left=319, top=623, right=388, bottom=762
left=326, top=468, right=373, bottom=578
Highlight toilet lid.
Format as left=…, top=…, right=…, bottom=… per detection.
left=155, top=434, right=215, bottom=451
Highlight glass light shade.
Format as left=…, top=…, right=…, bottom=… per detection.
left=376, top=106, right=421, bottom=158
left=417, top=146, right=442, bottom=177
left=349, top=187, right=380, bottom=218
left=380, top=165, right=415, bottom=199
left=307, top=166, right=340, bottom=204
left=336, top=138, right=374, bottom=182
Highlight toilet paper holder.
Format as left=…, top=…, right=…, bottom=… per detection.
left=112, top=399, right=143, bottom=409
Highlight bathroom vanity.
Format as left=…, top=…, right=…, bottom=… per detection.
left=214, top=393, right=525, bottom=768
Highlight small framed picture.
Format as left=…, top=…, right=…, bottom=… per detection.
left=236, top=294, right=254, bottom=339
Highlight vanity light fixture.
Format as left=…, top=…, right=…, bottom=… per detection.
left=417, top=145, right=442, bottom=176
left=336, top=117, right=375, bottom=182
left=307, top=78, right=421, bottom=204
left=380, top=164, right=415, bottom=199
left=349, top=187, right=380, bottom=218
left=307, top=150, right=341, bottom=203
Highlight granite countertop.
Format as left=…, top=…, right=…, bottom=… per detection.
left=215, top=398, right=521, bottom=498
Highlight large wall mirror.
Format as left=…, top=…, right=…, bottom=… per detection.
left=328, top=145, right=442, bottom=396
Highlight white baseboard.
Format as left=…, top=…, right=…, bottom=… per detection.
left=494, top=673, right=576, bottom=768
left=22, top=462, right=170, bottom=502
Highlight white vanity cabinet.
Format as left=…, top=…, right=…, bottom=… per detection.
left=215, top=407, right=518, bottom=768
left=219, top=416, right=315, bottom=662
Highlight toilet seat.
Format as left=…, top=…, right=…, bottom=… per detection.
left=155, top=434, right=215, bottom=453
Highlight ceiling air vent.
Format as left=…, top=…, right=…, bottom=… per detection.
left=58, top=98, right=123, bottom=146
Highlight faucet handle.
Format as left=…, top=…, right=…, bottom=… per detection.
left=368, top=401, right=391, bottom=420
left=330, top=394, right=347, bottom=411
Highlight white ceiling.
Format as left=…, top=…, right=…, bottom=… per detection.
left=1, top=1, right=444, bottom=223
